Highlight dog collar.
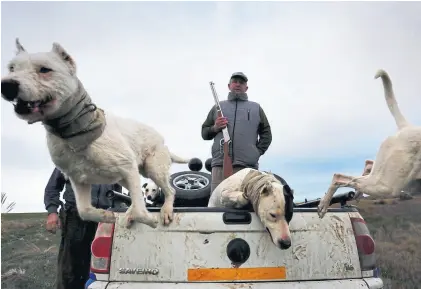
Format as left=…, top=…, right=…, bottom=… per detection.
left=43, top=81, right=106, bottom=150
left=242, top=192, right=249, bottom=200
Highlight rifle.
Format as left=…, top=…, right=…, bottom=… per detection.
left=209, top=81, right=234, bottom=179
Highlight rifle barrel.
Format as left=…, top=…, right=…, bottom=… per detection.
left=209, top=81, right=222, bottom=115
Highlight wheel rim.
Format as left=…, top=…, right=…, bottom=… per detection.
left=172, top=173, right=210, bottom=191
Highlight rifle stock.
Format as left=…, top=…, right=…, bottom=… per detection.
left=210, top=82, right=234, bottom=179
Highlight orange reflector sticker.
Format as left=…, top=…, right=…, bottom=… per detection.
left=187, top=267, right=286, bottom=281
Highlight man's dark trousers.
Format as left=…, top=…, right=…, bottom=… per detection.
left=55, top=205, right=98, bottom=289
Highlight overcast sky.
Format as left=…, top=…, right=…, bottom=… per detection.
left=2, top=1, right=421, bottom=213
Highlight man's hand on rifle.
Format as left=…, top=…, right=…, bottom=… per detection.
left=213, top=116, right=228, bottom=133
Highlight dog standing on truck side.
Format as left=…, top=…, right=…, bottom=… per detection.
left=1, top=39, right=191, bottom=229
left=318, top=69, right=421, bottom=218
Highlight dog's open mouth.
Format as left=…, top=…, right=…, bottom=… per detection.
left=13, top=95, right=54, bottom=115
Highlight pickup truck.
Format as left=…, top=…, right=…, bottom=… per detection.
left=85, top=158, right=384, bottom=289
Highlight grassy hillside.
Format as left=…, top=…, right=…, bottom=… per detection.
left=2, top=197, right=421, bottom=289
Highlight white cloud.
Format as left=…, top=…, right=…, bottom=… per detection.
left=1, top=2, right=421, bottom=212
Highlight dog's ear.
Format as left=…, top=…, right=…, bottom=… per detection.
left=51, top=42, right=77, bottom=75
left=15, top=38, right=26, bottom=55
left=283, top=185, right=294, bottom=197
left=260, top=187, right=270, bottom=197
left=260, top=183, right=273, bottom=197
left=142, top=183, right=148, bottom=189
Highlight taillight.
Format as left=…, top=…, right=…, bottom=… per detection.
left=91, top=222, right=115, bottom=274
left=350, top=217, right=376, bottom=270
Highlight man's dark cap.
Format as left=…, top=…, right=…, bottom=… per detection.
left=230, top=72, right=248, bottom=82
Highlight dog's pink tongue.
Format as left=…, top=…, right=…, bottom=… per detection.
left=32, top=106, right=40, bottom=113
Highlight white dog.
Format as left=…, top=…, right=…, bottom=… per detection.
left=208, top=168, right=294, bottom=250
left=1, top=39, right=191, bottom=228
left=142, top=181, right=161, bottom=202
left=318, top=69, right=421, bottom=218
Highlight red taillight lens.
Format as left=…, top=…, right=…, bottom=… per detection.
left=92, top=236, right=113, bottom=258
left=350, top=217, right=376, bottom=270
left=355, top=235, right=375, bottom=255
left=91, top=222, right=115, bottom=274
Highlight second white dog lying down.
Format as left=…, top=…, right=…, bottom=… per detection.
left=208, top=168, right=295, bottom=250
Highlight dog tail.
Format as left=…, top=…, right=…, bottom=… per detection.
left=170, top=152, right=191, bottom=164
left=375, top=69, right=410, bottom=129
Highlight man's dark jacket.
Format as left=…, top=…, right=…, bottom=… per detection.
left=44, top=168, right=122, bottom=214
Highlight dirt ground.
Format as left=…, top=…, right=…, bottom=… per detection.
left=2, top=196, right=421, bottom=289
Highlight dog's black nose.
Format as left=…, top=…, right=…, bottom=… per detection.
left=278, top=238, right=291, bottom=249
left=147, top=195, right=152, bottom=200
left=1, top=79, right=20, bottom=101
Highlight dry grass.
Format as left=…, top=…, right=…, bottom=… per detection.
left=1, top=220, right=36, bottom=233
left=1, top=212, right=60, bottom=289
left=342, top=195, right=421, bottom=289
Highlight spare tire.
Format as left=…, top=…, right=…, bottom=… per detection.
left=169, top=171, right=212, bottom=206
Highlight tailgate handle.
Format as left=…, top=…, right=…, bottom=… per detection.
left=223, top=212, right=252, bottom=224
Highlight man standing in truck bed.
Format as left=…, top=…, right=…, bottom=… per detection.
left=201, top=72, right=273, bottom=192
left=44, top=167, right=122, bottom=289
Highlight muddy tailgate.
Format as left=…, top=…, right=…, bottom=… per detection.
left=108, top=209, right=361, bottom=282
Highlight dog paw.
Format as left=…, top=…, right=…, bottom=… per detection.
left=119, top=206, right=158, bottom=229
left=160, top=203, right=174, bottom=226
left=119, top=208, right=135, bottom=229
left=124, top=216, right=135, bottom=229
left=102, top=210, right=116, bottom=223
left=142, top=212, right=159, bottom=228
left=317, top=202, right=328, bottom=219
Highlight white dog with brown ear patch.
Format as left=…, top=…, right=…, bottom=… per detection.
left=318, top=69, right=421, bottom=218
left=208, top=168, right=295, bottom=250
left=1, top=39, right=191, bottom=229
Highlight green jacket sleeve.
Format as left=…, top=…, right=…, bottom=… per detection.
left=257, top=105, right=272, bottom=155
left=201, top=105, right=218, bottom=140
